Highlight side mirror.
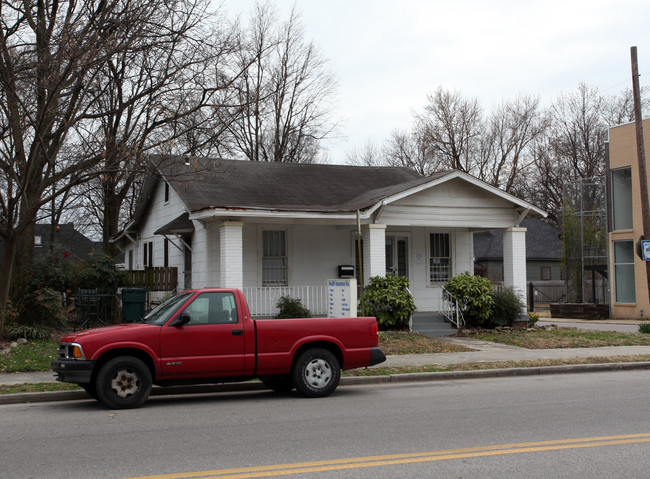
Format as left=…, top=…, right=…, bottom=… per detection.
left=172, top=311, right=191, bottom=327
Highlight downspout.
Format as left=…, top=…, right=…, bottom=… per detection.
left=357, top=210, right=364, bottom=312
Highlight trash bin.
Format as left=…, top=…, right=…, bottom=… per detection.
left=121, top=288, right=147, bottom=323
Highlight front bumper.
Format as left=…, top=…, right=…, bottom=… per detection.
left=50, top=359, right=95, bottom=385
left=369, top=347, right=387, bottom=367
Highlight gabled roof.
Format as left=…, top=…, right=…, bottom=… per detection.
left=123, top=155, right=546, bottom=234
left=474, top=219, right=561, bottom=260
left=153, top=155, right=426, bottom=212
left=0, top=224, right=101, bottom=265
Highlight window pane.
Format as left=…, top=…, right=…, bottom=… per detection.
left=263, top=231, right=287, bottom=285
left=612, top=167, right=633, bottom=230
left=614, top=241, right=635, bottom=303
left=429, top=233, right=451, bottom=283
left=614, top=241, right=634, bottom=264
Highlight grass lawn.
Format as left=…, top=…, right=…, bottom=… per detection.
left=466, top=328, right=650, bottom=349
left=0, top=339, right=59, bottom=374
left=3, top=327, right=650, bottom=384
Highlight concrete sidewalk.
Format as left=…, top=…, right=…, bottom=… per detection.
left=3, top=335, right=650, bottom=387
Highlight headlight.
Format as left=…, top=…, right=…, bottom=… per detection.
left=57, top=342, right=86, bottom=360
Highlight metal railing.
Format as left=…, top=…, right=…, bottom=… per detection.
left=441, top=286, right=465, bottom=329
left=243, top=285, right=329, bottom=317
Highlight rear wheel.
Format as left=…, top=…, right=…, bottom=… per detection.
left=95, top=356, right=152, bottom=409
left=292, top=348, right=340, bottom=398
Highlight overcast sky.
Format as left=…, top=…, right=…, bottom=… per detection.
left=220, top=0, right=650, bottom=164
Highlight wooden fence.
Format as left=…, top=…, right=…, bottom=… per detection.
left=123, top=267, right=178, bottom=291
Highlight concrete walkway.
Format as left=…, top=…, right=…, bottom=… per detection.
left=2, top=318, right=650, bottom=404
left=3, top=334, right=650, bottom=386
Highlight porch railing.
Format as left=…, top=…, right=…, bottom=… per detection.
left=441, top=286, right=465, bottom=329
left=243, top=285, right=329, bottom=317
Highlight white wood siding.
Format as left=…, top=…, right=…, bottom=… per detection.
left=383, top=179, right=517, bottom=228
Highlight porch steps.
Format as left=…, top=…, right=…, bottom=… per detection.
left=411, top=312, right=457, bottom=337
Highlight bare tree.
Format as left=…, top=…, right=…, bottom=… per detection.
left=224, top=2, right=338, bottom=163
left=416, top=87, right=483, bottom=173
left=383, top=129, right=439, bottom=176
left=0, top=0, right=202, bottom=338
left=478, top=95, right=548, bottom=193
left=524, top=83, right=611, bottom=224
left=345, top=140, right=385, bottom=167
left=73, top=1, right=241, bottom=257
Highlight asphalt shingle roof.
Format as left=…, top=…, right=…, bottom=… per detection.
left=473, top=219, right=561, bottom=260
left=152, top=155, right=430, bottom=213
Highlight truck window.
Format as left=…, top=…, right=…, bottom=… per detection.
left=183, top=292, right=238, bottom=325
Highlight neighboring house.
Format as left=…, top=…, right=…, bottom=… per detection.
left=114, top=156, right=546, bottom=316
left=474, top=219, right=563, bottom=283
left=0, top=223, right=101, bottom=268
left=608, top=119, right=650, bottom=319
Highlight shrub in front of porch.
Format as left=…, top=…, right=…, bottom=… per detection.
left=445, top=272, right=494, bottom=328
left=275, top=296, right=311, bottom=319
left=362, top=275, right=416, bottom=330
left=490, top=287, right=525, bottom=328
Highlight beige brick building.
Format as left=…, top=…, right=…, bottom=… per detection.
left=608, top=119, right=650, bottom=319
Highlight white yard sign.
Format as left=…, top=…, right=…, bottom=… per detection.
left=327, top=279, right=357, bottom=318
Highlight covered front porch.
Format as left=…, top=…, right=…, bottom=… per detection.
left=200, top=221, right=529, bottom=318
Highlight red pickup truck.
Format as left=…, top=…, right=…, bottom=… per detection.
left=51, top=288, right=385, bottom=409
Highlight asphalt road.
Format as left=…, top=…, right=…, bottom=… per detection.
left=3, top=370, right=650, bottom=479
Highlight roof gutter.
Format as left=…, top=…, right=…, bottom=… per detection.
left=189, top=207, right=370, bottom=222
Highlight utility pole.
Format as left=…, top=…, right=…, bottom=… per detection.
left=631, top=46, right=650, bottom=303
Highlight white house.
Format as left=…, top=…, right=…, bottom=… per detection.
left=114, top=156, right=546, bottom=316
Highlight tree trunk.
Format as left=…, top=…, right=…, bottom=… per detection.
left=0, top=235, right=17, bottom=340
left=102, top=200, right=122, bottom=259
left=11, top=221, right=36, bottom=298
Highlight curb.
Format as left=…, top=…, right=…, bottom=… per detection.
left=3, top=361, right=650, bottom=406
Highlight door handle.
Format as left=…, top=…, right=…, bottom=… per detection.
left=232, top=329, right=243, bottom=336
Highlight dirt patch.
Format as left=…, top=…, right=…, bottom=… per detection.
left=379, top=332, right=471, bottom=355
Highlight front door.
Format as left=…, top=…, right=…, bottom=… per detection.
left=386, top=236, right=409, bottom=278
left=160, top=291, right=246, bottom=379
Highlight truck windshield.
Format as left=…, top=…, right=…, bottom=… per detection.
left=143, top=292, right=194, bottom=325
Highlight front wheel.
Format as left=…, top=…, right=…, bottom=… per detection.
left=95, top=356, right=152, bottom=409
left=292, top=348, right=340, bottom=398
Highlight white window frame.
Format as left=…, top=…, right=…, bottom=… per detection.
left=427, top=231, right=452, bottom=285
left=261, top=229, right=288, bottom=286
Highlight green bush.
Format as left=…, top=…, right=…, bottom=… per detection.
left=25, top=244, right=78, bottom=294
left=490, top=287, right=525, bottom=328
left=639, top=323, right=650, bottom=334
left=5, top=324, right=51, bottom=340
left=528, top=312, right=540, bottom=328
left=444, top=273, right=494, bottom=327
left=76, top=254, right=125, bottom=294
left=14, top=288, right=67, bottom=329
left=275, top=296, right=311, bottom=319
left=362, top=275, right=416, bottom=330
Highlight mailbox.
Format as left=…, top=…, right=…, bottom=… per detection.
left=338, top=265, right=355, bottom=278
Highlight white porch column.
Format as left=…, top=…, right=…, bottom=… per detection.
left=220, top=221, right=243, bottom=290
left=362, top=224, right=386, bottom=286
left=502, top=227, right=527, bottom=308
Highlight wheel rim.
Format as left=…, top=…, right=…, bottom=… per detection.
left=110, top=368, right=140, bottom=399
left=304, top=358, right=332, bottom=389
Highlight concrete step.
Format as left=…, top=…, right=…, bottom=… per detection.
left=411, top=313, right=457, bottom=337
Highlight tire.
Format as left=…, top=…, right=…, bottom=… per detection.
left=292, top=348, right=340, bottom=398
left=95, top=356, right=152, bottom=409
left=261, top=376, right=294, bottom=393
left=82, top=383, right=98, bottom=400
